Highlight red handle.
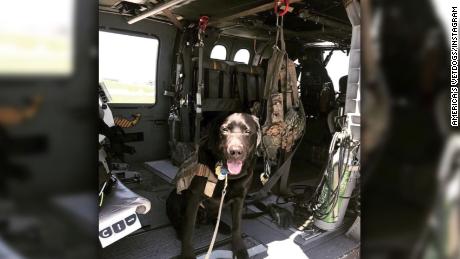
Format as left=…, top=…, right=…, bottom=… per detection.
left=199, top=16, right=209, bottom=32
left=274, top=0, right=290, bottom=16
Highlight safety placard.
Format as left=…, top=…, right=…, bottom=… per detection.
left=99, top=208, right=142, bottom=248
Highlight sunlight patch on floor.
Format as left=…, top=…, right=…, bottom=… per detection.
left=265, top=231, right=309, bottom=259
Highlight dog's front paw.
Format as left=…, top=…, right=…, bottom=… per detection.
left=180, top=248, right=196, bottom=259
left=232, top=239, right=249, bottom=259
left=179, top=253, right=196, bottom=259
left=233, top=248, right=249, bottom=259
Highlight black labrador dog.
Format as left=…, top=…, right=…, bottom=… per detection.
left=166, top=113, right=261, bottom=259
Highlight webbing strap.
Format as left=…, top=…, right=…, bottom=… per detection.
left=284, top=60, right=298, bottom=110
left=246, top=122, right=305, bottom=203
left=204, top=68, right=210, bottom=98
left=263, top=17, right=286, bottom=96
left=290, top=61, right=299, bottom=105
left=218, top=71, right=224, bottom=98
left=255, top=75, right=260, bottom=100
left=242, top=73, right=249, bottom=106
left=195, top=38, right=204, bottom=145
left=230, top=70, right=236, bottom=98
left=274, top=15, right=286, bottom=52
left=264, top=50, right=285, bottom=120
left=198, top=47, right=204, bottom=105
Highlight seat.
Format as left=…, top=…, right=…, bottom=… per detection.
left=98, top=94, right=151, bottom=247
left=234, top=64, right=265, bottom=111
left=99, top=175, right=151, bottom=220
left=193, top=59, right=241, bottom=112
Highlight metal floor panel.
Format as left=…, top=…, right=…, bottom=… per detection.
left=144, top=160, right=179, bottom=184
left=304, top=235, right=359, bottom=259
left=113, top=161, right=361, bottom=259
left=102, top=225, right=231, bottom=259
left=196, top=236, right=268, bottom=259
left=134, top=189, right=174, bottom=230
left=0, top=237, right=24, bottom=259
left=52, top=192, right=97, bottom=233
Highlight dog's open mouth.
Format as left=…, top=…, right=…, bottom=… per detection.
left=226, top=160, right=243, bottom=175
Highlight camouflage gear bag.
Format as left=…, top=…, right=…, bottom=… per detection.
left=261, top=22, right=305, bottom=162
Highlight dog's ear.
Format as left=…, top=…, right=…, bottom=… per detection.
left=251, top=115, right=262, bottom=147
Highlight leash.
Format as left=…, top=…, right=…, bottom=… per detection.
left=204, top=175, right=228, bottom=259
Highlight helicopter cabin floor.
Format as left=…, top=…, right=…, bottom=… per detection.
left=101, top=117, right=359, bottom=258
left=100, top=150, right=359, bottom=259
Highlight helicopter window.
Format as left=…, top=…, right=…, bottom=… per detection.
left=210, top=45, right=227, bottom=60
left=323, top=50, right=350, bottom=92
left=233, top=49, right=250, bottom=64
left=99, top=30, right=158, bottom=104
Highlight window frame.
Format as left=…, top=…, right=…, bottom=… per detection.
left=99, top=28, right=160, bottom=107
left=233, top=48, right=251, bottom=64
left=210, top=44, right=228, bottom=61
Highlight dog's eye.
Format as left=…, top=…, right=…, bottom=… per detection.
left=245, top=130, right=251, bottom=134
left=222, top=128, right=229, bottom=133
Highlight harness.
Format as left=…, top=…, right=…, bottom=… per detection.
left=173, top=155, right=229, bottom=198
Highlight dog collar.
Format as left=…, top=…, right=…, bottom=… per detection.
left=215, top=161, right=228, bottom=181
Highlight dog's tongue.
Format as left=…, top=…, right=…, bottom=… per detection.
left=227, top=160, right=243, bottom=175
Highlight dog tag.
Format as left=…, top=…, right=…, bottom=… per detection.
left=218, top=167, right=228, bottom=181
left=260, top=173, right=269, bottom=185
left=215, top=162, right=228, bottom=181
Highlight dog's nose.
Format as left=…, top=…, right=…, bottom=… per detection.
left=228, top=146, right=243, bottom=159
